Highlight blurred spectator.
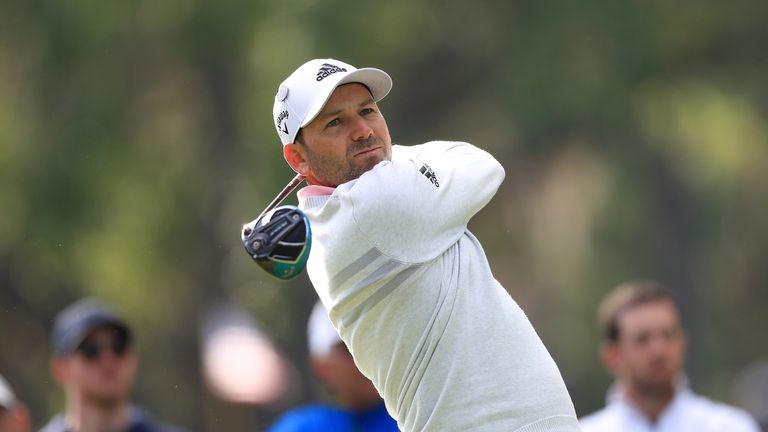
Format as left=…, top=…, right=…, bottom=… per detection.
left=580, top=280, right=760, bottom=432
left=0, top=374, right=31, bottom=432
left=40, top=298, right=185, bottom=432
left=267, top=301, right=398, bottom=432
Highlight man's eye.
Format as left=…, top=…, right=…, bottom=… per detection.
left=361, top=108, right=374, bottom=115
left=327, top=118, right=340, bottom=128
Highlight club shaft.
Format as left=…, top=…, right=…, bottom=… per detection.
left=256, top=173, right=305, bottom=222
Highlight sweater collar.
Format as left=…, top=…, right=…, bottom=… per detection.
left=297, top=184, right=336, bottom=199
left=297, top=185, right=335, bottom=210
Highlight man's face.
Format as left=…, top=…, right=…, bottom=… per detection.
left=285, top=83, right=392, bottom=187
left=610, top=300, right=686, bottom=396
left=55, top=326, right=138, bottom=405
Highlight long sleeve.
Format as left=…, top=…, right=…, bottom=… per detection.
left=340, top=141, right=504, bottom=263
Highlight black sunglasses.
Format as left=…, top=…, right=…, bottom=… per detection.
left=76, top=334, right=130, bottom=360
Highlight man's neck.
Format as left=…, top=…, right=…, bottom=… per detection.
left=65, top=398, right=131, bottom=432
left=623, top=383, right=675, bottom=423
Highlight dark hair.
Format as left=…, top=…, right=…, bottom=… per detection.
left=598, top=280, right=678, bottom=342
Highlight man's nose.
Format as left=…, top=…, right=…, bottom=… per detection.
left=350, top=117, right=373, bottom=141
left=648, top=334, right=671, bottom=355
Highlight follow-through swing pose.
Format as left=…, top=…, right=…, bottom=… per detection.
left=253, top=58, right=581, bottom=431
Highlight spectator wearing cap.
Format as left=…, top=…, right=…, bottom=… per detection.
left=0, top=374, right=31, bottom=432
left=267, top=301, right=398, bottom=432
left=40, top=298, right=185, bottom=432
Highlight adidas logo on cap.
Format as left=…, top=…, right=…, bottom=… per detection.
left=316, top=63, right=347, bottom=82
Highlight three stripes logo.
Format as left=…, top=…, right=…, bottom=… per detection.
left=419, top=164, right=439, bottom=187
left=316, top=63, right=347, bottom=81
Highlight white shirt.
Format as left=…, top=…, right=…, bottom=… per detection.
left=298, top=142, right=581, bottom=432
left=579, top=383, right=760, bottom=432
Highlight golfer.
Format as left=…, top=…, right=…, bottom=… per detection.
left=273, top=58, right=581, bottom=431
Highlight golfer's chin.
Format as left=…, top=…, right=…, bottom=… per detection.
left=636, top=373, right=676, bottom=395
left=355, top=150, right=387, bottom=170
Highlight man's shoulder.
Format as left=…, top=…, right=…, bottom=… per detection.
left=679, top=392, right=760, bottom=430
left=391, top=141, right=472, bottom=157
left=38, top=413, right=186, bottom=432
left=578, top=405, right=621, bottom=432
left=129, top=406, right=187, bottom=432
left=362, top=141, right=476, bottom=187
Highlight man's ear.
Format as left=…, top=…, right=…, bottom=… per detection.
left=51, top=356, right=69, bottom=385
left=600, top=341, right=623, bottom=375
left=284, top=143, right=311, bottom=178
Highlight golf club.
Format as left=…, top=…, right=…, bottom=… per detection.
left=253, top=173, right=306, bottom=223
left=241, top=174, right=311, bottom=280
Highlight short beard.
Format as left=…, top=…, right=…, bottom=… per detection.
left=306, top=136, right=389, bottom=186
left=632, top=377, right=676, bottom=400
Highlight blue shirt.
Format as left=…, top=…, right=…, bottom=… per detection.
left=267, top=402, right=398, bottom=432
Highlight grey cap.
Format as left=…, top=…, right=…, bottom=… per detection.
left=52, top=298, right=131, bottom=356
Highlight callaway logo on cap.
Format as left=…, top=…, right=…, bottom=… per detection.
left=273, top=58, right=393, bottom=145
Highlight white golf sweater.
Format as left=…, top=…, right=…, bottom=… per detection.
left=298, top=141, right=581, bottom=431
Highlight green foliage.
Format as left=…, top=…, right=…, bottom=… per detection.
left=1, top=0, right=767, bottom=429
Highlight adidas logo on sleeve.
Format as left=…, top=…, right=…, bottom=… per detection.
left=419, top=163, right=440, bottom=187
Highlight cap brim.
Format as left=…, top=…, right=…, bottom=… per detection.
left=300, top=67, right=392, bottom=128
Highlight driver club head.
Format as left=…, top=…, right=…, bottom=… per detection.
left=241, top=206, right=311, bottom=280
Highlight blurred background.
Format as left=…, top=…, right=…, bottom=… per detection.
left=1, top=0, right=767, bottom=430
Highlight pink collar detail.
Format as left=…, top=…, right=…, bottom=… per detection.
left=297, top=185, right=336, bottom=199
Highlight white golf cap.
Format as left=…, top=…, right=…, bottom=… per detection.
left=0, top=374, right=17, bottom=409
left=307, top=301, right=342, bottom=359
left=273, top=58, right=392, bottom=145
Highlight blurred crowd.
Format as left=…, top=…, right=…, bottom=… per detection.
left=2, top=280, right=767, bottom=431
